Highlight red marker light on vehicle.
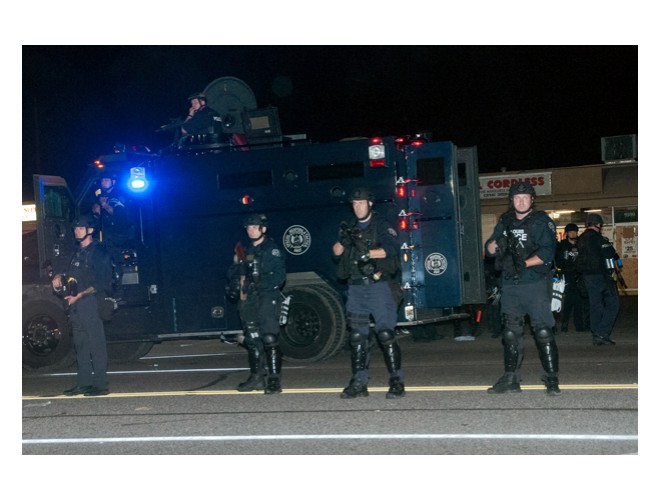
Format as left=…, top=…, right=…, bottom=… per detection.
left=241, top=195, right=253, bottom=205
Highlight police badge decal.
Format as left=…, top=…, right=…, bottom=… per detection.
left=425, top=252, right=448, bottom=276
left=283, top=225, right=312, bottom=255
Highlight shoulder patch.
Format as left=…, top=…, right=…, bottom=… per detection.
left=387, top=227, right=398, bottom=237
left=272, top=248, right=281, bottom=257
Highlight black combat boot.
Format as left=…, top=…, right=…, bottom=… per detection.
left=264, top=346, right=282, bottom=394
left=237, top=372, right=265, bottom=392
left=341, top=379, right=369, bottom=398
left=382, top=341, right=405, bottom=398
left=341, top=341, right=369, bottom=399
left=543, top=375, right=561, bottom=395
left=386, top=376, right=406, bottom=399
left=237, top=345, right=265, bottom=392
left=488, top=339, right=523, bottom=394
left=487, top=372, right=522, bottom=393
left=538, top=341, right=561, bottom=395
left=63, top=385, right=93, bottom=396
left=265, top=376, right=282, bottom=394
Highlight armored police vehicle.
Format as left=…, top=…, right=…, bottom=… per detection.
left=22, top=77, right=486, bottom=370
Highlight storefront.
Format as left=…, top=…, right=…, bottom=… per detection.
left=479, top=162, right=638, bottom=293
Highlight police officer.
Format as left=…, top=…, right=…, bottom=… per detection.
left=555, top=223, right=587, bottom=333
left=51, top=213, right=113, bottom=397
left=232, top=214, right=286, bottom=394
left=333, top=188, right=405, bottom=399
left=576, top=213, right=620, bottom=345
left=92, top=174, right=134, bottom=256
left=484, top=182, right=560, bottom=395
left=181, top=92, right=220, bottom=136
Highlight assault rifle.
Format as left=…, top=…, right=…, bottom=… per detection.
left=495, top=228, right=525, bottom=282
left=339, top=221, right=381, bottom=281
left=226, top=241, right=249, bottom=301
left=613, top=259, right=628, bottom=292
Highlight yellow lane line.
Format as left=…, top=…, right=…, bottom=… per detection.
left=22, top=383, right=638, bottom=400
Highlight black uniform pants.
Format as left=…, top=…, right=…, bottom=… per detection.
left=69, top=295, right=108, bottom=389
left=560, top=280, right=586, bottom=331
left=583, top=274, right=619, bottom=340
left=239, top=290, right=281, bottom=336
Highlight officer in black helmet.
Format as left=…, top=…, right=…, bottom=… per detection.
left=484, top=181, right=560, bottom=395
left=51, top=213, right=113, bottom=397
left=555, top=223, right=587, bottom=333
left=333, top=188, right=405, bottom=399
left=181, top=92, right=220, bottom=136
left=231, top=213, right=286, bottom=394
left=91, top=172, right=134, bottom=262
left=576, top=213, right=620, bottom=345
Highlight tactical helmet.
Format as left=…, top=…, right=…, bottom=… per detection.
left=244, top=213, right=268, bottom=228
left=586, top=213, right=604, bottom=226
left=72, top=213, right=97, bottom=229
left=508, top=181, right=536, bottom=198
left=565, top=223, right=579, bottom=233
left=349, top=188, right=375, bottom=202
left=187, top=92, right=207, bottom=103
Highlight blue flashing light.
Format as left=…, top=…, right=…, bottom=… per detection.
left=128, top=166, right=149, bottom=192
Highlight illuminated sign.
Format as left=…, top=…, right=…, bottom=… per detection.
left=22, top=204, right=36, bottom=222
left=479, top=172, right=552, bottom=199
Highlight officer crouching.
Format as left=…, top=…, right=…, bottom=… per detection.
left=484, top=182, right=560, bottom=395
left=333, top=188, right=405, bottom=399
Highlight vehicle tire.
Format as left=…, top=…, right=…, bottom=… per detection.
left=280, top=284, right=346, bottom=363
left=107, top=341, right=155, bottom=362
left=309, top=284, right=347, bottom=359
left=22, top=300, right=75, bottom=370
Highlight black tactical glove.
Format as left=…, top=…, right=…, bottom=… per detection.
left=338, top=222, right=353, bottom=248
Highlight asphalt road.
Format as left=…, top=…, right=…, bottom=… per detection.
left=23, top=298, right=639, bottom=457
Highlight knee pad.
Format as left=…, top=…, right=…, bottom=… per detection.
left=535, top=327, right=554, bottom=345
left=376, top=329, right=396, bottom=346
left=350, top=331, right=367, bottom=346
left=502, top=330, right=518, bottom=346
left=262, top=333, right=279, bottom=348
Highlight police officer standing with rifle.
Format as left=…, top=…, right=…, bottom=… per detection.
left=484, top=182, right=560, bottom=395
left=576, top=213, right=621, bottom=345
left=51, top=214, right=113, bottom=397
left=333, top=188, right=405, bottom=399
left=228, top=214, right=286, bottom=394
left=555, top=223, right=587, bottom=333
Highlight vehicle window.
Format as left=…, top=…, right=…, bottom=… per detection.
left=220, top=170, right=273, bottom=189
left=417, top=157, right=446, bottom=186
left=308, top=161, right=364, bottom=182
left=43, top=186, right=75, bottom=221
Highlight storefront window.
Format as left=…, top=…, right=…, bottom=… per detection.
left=613, top=207, right=638, bottom=224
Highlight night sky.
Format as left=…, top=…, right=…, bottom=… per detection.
left=22, top=45, right=637, bottom=201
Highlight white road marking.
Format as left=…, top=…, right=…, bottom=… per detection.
left=23, top=433, right=638, bottom=445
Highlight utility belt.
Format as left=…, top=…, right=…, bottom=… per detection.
left=349, top=276, right=387, bottom=286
